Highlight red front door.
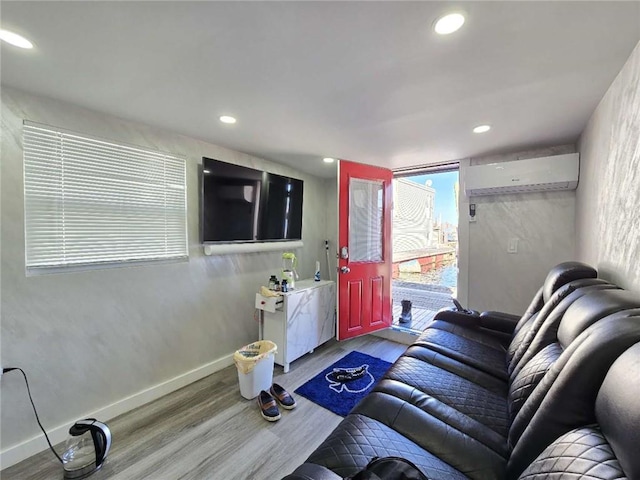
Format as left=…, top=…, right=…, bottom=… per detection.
left=337, top=159, right=393, bottom=340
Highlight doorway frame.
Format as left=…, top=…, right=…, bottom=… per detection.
left=391, top=160, right=469, bottom=315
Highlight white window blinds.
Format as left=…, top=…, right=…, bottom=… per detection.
left=23, top=121, right=188, bottom=269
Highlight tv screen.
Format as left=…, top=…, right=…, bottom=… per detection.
left=202, top=158, right=303, bottom=243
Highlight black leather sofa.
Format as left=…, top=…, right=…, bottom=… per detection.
left=283, top=262, right=640, bottom=480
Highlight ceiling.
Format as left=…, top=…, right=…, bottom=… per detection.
left=1, top=2, right=639, bottom=178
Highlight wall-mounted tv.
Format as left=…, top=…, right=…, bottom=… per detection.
left=201, top=157, right=304, bottom=244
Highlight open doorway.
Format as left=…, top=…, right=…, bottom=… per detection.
left=391, top=164, right=459, bottom=332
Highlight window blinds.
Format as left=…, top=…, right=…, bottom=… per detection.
left=23, top=121, right=188, bottom=269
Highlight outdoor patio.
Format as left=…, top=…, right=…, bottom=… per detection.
left=391, top=280, right=454, bottom=331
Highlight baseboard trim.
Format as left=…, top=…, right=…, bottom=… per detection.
left=0, top=353, right=235, bottom=470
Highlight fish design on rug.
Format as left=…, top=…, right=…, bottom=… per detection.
left=325, top=364, right=374, bottom=393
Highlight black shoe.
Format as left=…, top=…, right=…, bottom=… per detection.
left=258, top=390, right=281, bottom=421
left=326, top=366, right=367, bottom=383
left=399, top=299, right=412, bottom=323
left=270, top=383, right=297, bottom=410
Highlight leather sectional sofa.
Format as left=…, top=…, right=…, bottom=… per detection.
left=283, top=262, right=640, bottom=480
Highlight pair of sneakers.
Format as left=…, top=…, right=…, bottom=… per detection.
left=258, top=383, right=296, bottom=422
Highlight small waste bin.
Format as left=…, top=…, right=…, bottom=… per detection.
left=234, top=340, right=277, bottom=400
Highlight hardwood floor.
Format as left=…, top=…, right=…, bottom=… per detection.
left=2, top=335, right=407, bottom=480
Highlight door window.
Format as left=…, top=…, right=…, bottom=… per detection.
left=349, top=178, right=384, bottom=262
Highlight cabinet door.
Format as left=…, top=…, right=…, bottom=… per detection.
left=285, top=289, right=321, bottom=363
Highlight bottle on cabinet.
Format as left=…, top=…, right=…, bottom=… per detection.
left=314, top=261, right=321, bottom=281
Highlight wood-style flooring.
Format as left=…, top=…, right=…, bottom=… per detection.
left=2, top=335, right=407, bottom=480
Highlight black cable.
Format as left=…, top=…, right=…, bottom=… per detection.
left=3, top=368, right=64, bottom=464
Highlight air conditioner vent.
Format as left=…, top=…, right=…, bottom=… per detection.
left=464, top=154, right=579, bottom=197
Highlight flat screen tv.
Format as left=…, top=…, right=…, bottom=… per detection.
left=201, top=157, right=304, bottom=243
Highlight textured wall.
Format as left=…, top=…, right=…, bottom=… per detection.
left=464, top=145, right=577, bottom=314
left=0, top=88, right=329, bottom=452
left=577, top=41, right=640, bottom=291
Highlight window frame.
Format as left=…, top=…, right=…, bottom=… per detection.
left=22, top=121, right=189, bottom=271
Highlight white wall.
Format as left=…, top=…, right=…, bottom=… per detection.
left=459, top=145, right=577, bottom=315
left=324, top=176, right=338, bottom=280
left=576, top=41, right=640, bottom=292
left=0, top=88, right=330, bottom=465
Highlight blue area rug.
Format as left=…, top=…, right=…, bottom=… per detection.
left=295, top=351, right=392, bottom=417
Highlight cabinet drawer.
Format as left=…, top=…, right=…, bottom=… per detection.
left=255, top=293, right=283, bottom=313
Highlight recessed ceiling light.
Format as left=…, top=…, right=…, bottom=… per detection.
left=219, top=116, right=236, bottom=124
left=434, top=13, right=465, bottom=35
left=473, top=125, right=491, bottom=134
left=323, top=157, right=335, bottom=163
left=0, top=29, right=34, bottom=49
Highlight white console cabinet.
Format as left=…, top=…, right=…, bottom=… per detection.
left=258, top=279, right=336, bottom=373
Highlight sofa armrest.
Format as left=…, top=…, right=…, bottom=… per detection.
left=479, top=311, right=520, bottom=334
left=281, top=463, right=342, bottom=480
left=433, top=309, right=480, bottom=327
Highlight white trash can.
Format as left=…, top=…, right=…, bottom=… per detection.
left=234, top=340, right=277, bottom=400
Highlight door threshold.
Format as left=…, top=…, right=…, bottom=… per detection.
left=371, top=327, right=419, bottom=345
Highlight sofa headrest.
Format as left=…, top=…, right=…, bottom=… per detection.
left=507, top=316, right=640, bottom=478
left=558, top=290, right=640, bottom=347
left=542, top=262, right=597, bottom=302
left=596, top=340, right=640, bottom=479
left=543, top=278, right=612, bottom=315
left=507, top=279, right=613, bottom=376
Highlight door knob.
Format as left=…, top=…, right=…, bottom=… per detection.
left=340, top=266, right=351, bottom=274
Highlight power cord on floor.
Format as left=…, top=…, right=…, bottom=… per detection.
left=2, top=368, right=63, bottom=464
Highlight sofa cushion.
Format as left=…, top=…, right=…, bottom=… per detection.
left=424, top=320, right=509, bottom=350
left=507, top=316, right=640, bottom=477
left=373, top=379, right=509, bottom=458
left=306, top=413, right=470, bottom=480
left=418, top=278, right=610, bottom=382
left=558, top=294, right=640, bottom=346
left=350, top=392, right=506, bottom=479
left=382, top=355, right=509, bottom=437
left=595, top=340, right=640, bottom=479
left=518, top=341, right=640, bottom=480
left=518, top=427, right=624, bottom=480
left=507, top=343, right=563, bottom=423
left=413, top=328, right=508, bottom=381
left=509, top=284, right=621, bottom=380
left=507, top=280, right=615, bottom=376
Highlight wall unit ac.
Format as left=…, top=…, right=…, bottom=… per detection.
left=464, top=153, right=579, bottom=197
